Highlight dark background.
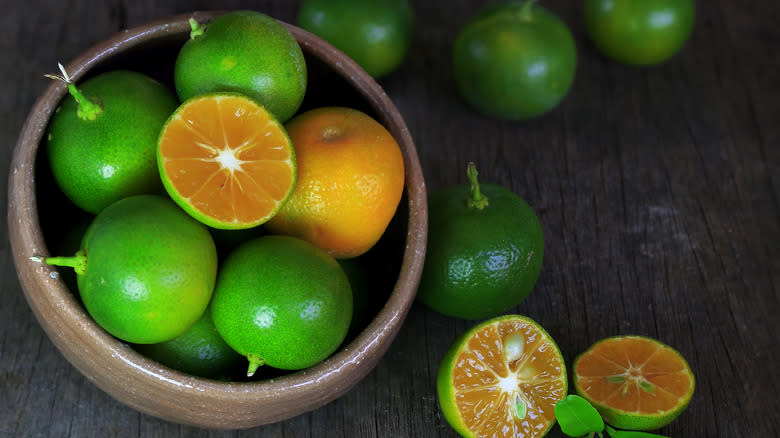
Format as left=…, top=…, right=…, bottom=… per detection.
left=2, top=1, right=778, bottom=436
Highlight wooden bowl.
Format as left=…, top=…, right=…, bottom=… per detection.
left=8, top=11, right=427, bottom=429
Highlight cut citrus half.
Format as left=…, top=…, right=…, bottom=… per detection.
left=437, top=314, right=567, bottom=438
left=157, top=93, right=296, bottom=229
left=573, top=335, right=695, bottom=431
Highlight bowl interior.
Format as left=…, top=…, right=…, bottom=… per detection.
left=10, top=11, right=426, bottom=429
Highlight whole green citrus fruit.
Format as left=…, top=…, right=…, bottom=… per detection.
left=134, top=303, right=243, bottom=379
left=174, top=11, right=307, bottom=122
left=416, top=163, right=544, bottom=320
left=45, top=69, right=178, bottom=214
left=584, top=0, right=695, bottom=66
left=45, top=195, right=218, bottom=344
left=297, top=0, right=414, bottom=78
left=452, top=1, right=576, bottom=120
left=211, top=235, right=353, bottom=375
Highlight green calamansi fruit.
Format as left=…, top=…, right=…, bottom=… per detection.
left=297, top=0, right=414, bottom=78
left=134, top=304, right=243, bottom=379
left=211, top=235, right=353, bottom=375
left=174, top=11, right=307, bottom=122
left=416, top=163, right=544, bottom=320
left=452, top=1, right=577, bottom=120
left=45, top=66, right=178, bottom=214
left=44, top=195, right=218, bottom=344
left=584, top=0, right=696, bottom=66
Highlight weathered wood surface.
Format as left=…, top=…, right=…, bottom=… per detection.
left=2, top=1, right=777, bottom=436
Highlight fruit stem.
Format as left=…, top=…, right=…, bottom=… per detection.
left=466, top=162, right=489, bottom=210
left=519, top=0, right=538, bottom=20
left=44, top=250, right=88, bottom=275
left=246, top=353, right=265, bottom=377
left=189, top=17, right=205, bottom=39
left=44, top=63, right=103, bottom=121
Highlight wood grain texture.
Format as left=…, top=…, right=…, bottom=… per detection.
left=2, top=0, right=778, bottom=437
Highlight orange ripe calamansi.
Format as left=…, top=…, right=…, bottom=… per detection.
left=265, top=107, right=405, bottom=259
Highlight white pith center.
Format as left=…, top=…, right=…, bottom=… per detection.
left=498, top=373, right=520, bottom=394
left=216, top=148, right=242, bottom=171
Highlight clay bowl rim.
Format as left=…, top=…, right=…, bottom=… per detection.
left=7, top=11, right=427, bottom=429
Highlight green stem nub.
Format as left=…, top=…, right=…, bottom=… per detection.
left=45, top=250, right=88, bottom=276
left=246, top=353, right=265, bottom=377
left=519, top=0, right=538, bottom=21
left=45, top=62, right=103, bottom=121
left=466, top=162, right=489, bottom=210
left=189, top=17, right=205, bottom=39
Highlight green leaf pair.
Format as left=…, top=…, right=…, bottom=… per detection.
left=554, top=395, right=670, bottom=438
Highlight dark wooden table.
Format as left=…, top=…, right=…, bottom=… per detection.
left=2, top=1, right=778, bottom=436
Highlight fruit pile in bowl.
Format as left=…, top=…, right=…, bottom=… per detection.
left=8, top=10, right=426, bottom=429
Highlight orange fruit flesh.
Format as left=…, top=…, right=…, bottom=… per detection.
left=574, top=336, right=694, bottom=415
left=451, top=319, right=567, bottom=437
left=158, top=94, right=295, bottom=228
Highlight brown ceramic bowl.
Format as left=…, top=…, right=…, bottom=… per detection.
left=8, top=11, right=426, bottom=429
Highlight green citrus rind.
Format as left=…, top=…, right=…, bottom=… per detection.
left=75, top=195, right=218, bottom=344
left=452, top=1, right=577, bottom=120
left=46, top=70, right=178, bottom=214
left=296, top=0, right=414, bottom=78
left=417, top=181, right=544, bottom=320
left=174, top=10, right=307, bottom=123
left=134, top=305, right=243, bottom=379
left=210, top=235, right=353, bottom=372
left=573, top=335, right=696, bottom=431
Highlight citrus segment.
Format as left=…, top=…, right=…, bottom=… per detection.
left=573, top=335, right=695, bottom=431
left=157, top=93, right=295, bottom=229
left=438, top=315, right=567, bottom=438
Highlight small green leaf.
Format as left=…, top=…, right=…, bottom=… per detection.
left=605, top=425, right=670, bottom=438
left=555, top=395, right=605, bottom=437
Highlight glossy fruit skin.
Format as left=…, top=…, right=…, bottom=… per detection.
left=211, top=235, right=352, bottom=371
left=46, top=70, right=178, bottom=213
left=174, top=10, right=307, bottom=122
left=77, top=195, right=217, bottom=344
left=134, top=305, right=243, bottom=379
left=452, top=1, right=577, bottom=120
left=265, top=107, right=405, bottom=259
left=416, top=183, right=544, bottom=320
left=584, top=0, right=695, bottom=66
left=297, top=0, right=414, bottom=78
